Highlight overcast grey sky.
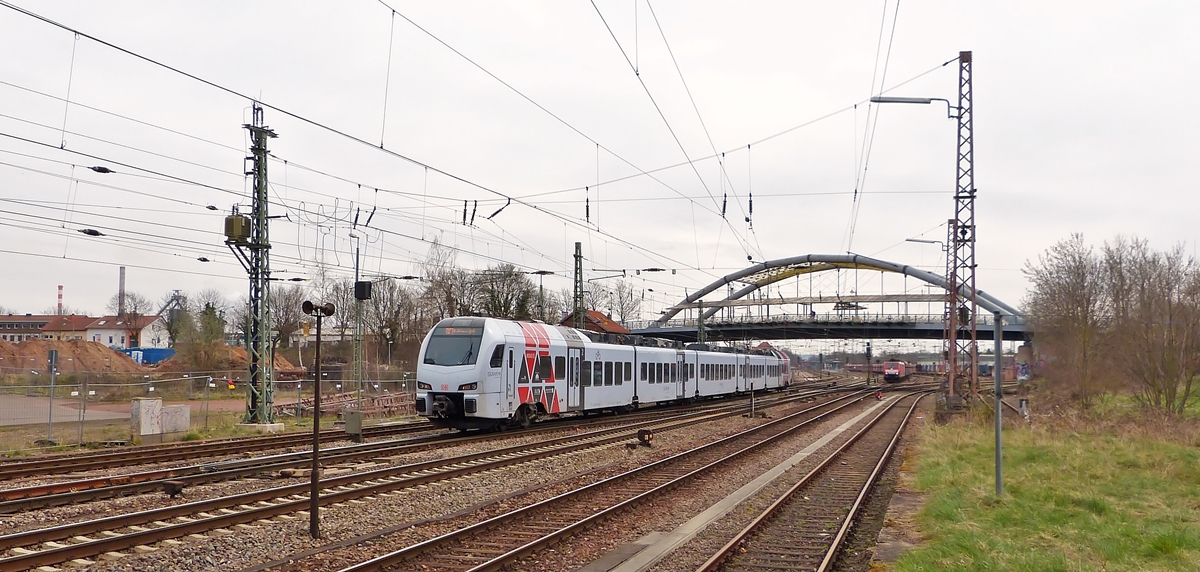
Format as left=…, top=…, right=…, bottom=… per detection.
left=1, top=1, right=1196, bottom=324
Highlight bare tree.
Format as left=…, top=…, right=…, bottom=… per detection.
left=420, top=238, right=478, bottom=318
left=609, top=280, right=642, bottom=323
left=532, top=289, right=565, bottom=324
left=106, top=291, right=154, bottom=347
left=477, top=264, right=535, bottom=319
left=106, top=291, right=154, bottom=316
left=367, top=278, right=426, bottom=357
left=40, top=305, right=87, bottom=316
left=582, top=282, right=607, bottom=311
left=229, top=295, right=250, bottom=346
left=1104, top=238, right=1200, bottom=415
left=269, top=284, right=308, bottom=350
left=175, top=302, right=228, bottom=372
left=1023, top=234, right=1110, bottom=409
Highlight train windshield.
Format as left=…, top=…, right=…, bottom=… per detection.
left=423, top=325, right=484, bottom=366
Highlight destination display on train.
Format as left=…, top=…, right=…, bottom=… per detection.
left=439, top=326, right=481, bottom=336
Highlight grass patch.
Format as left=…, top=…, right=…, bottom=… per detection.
left=894, top=420, right=1200, bottom=571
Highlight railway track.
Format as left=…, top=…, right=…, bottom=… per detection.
left=696, top=391, right=928, bottom=572
left=314, top=389, right=886, bottom=572
left=0, top=382, right=858, bottom=514
left=0, top=386, right=859, bottom=571
left=0, top=420, right=437, bottom=482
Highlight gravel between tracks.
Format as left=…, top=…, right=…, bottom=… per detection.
left=508, top=398, right=881, bottom=572
left=82, top=399, right=842, bottom=572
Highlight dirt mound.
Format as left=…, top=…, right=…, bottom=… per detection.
left=224, top=346, right=306, bottom=378
left=0, top=338, right=18, bottom=373
left=6, top=338, right=146, bottom=374
left=155, top=344, right=304, bottom=378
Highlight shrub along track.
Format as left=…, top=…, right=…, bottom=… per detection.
left=0, top=385, right=857, bottom=571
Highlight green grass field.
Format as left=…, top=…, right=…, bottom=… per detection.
left=893, top=419, right=1200, bottom=571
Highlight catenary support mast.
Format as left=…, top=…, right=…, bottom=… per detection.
left=240, top=103, right=277, bottom=424
left=944, top=51, right=978, bottom=396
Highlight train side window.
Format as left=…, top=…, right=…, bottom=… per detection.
left=555, top=356, right=566, bottom=380
left=688, top=363, right=694, bottom=379
left=670, top=363, right=677, bottom=382
left=489, top=345, right=505, bottom=368
left=537, top=355, right=553, bottom=382
left=655, top=363, right=663, bottom=384
left=604, top=361, right=614, bottom=386
left=594, top=361, right=604, bottom=387
left=582, top=360, right=592, bottom=387
left=640, top=362, right=647, bottom=381
left=624, top=362, right=632, bottom=382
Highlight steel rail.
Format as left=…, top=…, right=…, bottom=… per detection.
left=695, top=391, right=927, bottom=572
left=0, top=421, right=434, bottom=481
left=335, top=390, right=885, bottom=572
left=0, top=383, right=852, bottom=512
left=0, top=389, right=859, bottom=571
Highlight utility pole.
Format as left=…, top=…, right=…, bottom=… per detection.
left=943, top=51, right=978, bottom=400
left=225, top=103, right=277, bottom=425
left=352, top=237, right=365, bottom=410
left=573, top=242, right=585, bottom=329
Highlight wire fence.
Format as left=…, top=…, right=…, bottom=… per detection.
left=0, top=371, right=417, bottom=454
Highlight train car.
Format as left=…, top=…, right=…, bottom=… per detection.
left=883, top=360, right=911, bottom=382
left=414, top=317, right=789, bottom=431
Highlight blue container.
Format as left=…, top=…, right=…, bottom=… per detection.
left=122, top=347, right=176, bottom=365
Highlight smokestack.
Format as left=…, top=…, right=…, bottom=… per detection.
left=57, top=285, right=63, bottom=315
left=118, top=267, right=126, bottom=317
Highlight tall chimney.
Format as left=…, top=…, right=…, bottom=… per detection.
left=57, top=285, right=63, bottom=315
left=118, top=267, right=126, bottom=317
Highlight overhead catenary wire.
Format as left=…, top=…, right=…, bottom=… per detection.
left=845, top=0, right=902, bottom=253
left=645, top=0, right=763, bottom=260
left=0, top=1, right=959, bottom=306
left=589, top=0, right=757, bottom=262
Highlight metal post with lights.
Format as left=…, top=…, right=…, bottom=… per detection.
left=302, top=300, right=335, bottom=539
left=872, top=50, right=977, bottom=402
left=224, top=102, right=278, bottom=425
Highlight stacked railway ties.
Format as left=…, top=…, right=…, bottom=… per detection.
left=0, top=318, right=1027, bottom=572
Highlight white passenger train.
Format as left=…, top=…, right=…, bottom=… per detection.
left=415, top=317, right=790, bottom=430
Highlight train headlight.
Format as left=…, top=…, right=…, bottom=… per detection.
left=417, top=381, right=431, bottom=390
left=458, top=382, right=478, bottom=391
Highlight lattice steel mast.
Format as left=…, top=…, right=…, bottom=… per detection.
left=943, top=51, right=977, bottom=398
left=225, top=103, right=277, bottom=424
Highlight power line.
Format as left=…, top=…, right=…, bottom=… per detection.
left=589, top=0, right=757, bottom=261
left=0, top=0, right=702, bottom=275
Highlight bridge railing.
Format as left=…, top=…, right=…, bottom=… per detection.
left=627, top=311, right=1026, bottom=332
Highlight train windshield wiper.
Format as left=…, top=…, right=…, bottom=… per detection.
left=457, top=347, right=474, bottom=365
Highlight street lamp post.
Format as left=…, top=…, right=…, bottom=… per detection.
left=301, top=300, right=335, bottom=539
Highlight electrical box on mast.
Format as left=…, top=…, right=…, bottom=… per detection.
left=225, top=215, right=251, bottom=244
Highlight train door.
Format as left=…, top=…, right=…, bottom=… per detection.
left=505, top=347, right=516, bottom=401
left=676, top=353, right=686, bottom=400
left=567, top=347, right=581, bottom=408
left=743, top=356, right=751, bottom=392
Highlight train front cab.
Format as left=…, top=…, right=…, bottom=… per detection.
left=415, top=318, right=513, bottom=431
